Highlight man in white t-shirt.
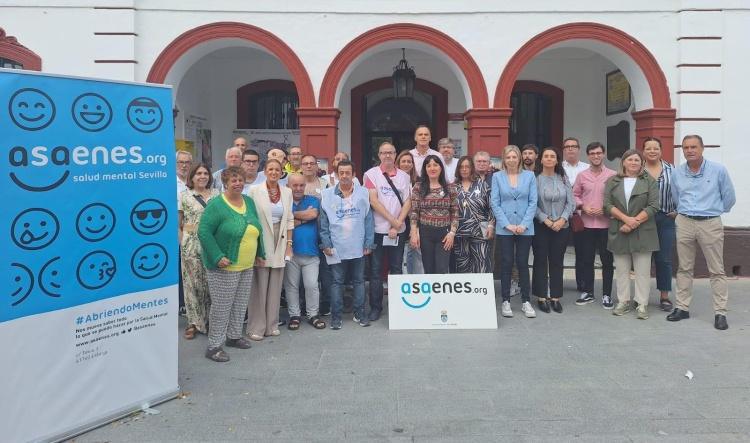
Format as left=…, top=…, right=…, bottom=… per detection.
left=176, top=150, right=192, bottom=200
left=438, top=137, right=457, bottom=183
left=561, top=136, right=590, bottom=294
left=410, top=125, right=444, bottom=177
left=240, top=149, right=265, bottom=194
left=364, top=142, right=412, bottom=321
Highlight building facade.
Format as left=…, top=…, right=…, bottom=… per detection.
left=1, top=0, right=748, bottom=273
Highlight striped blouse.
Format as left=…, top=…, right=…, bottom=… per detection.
left=656, top=160, right=676, bottom=213
left=410, top=182, right=459, bottom=231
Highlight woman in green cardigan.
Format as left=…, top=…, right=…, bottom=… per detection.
left=603, top=149, right=660, bottom=320
left=198, top=166, right=265, bottom=362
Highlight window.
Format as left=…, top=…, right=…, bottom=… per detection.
left=248, top=90, right=298, bottom=129
left=1, top=57, right=23, bottom=69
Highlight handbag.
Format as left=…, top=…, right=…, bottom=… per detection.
left=570, top=212, right=585, bottom=233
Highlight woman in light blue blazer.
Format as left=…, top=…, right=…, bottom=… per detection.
left=491, top=145, right=538, bottom=319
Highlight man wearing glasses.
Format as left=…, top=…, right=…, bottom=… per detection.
left=562, top=137, right=589, bottom=294
left=300, top=154, right=329, bottom=199
left=240, top=149, right=265, bottom=195
left=176, top=150, right=192, bottom=198
left=364, top=142, right=412, bottom=321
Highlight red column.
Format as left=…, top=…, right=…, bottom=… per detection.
left=297, top=107, right=340, bottom=165
left=464, top=108, right=513, bottom=156
left=632, top=108, right=677, bottom=163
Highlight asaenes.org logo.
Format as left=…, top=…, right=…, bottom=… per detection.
left=400, top=280, right=482, bottom=309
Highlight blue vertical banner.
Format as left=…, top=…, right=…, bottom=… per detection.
left=1, top=69, right=179, bottom=443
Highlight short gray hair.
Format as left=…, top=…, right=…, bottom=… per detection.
left=176, top=150, right=192, bottom=160
left=437, top=138, right=453, bottom=148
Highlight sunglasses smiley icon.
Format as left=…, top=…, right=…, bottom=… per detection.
left=130, top=199, right=168, bottom=235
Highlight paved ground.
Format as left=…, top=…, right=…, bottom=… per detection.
left=72, top=277, right=750, bottom=442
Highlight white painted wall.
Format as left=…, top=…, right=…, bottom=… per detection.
left=2, top=0, right=748, bottom=225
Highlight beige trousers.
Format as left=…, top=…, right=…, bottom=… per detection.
left=614, top=252, right=652, bottom=306
left=675, top=215, right=728, bottom=314
left=247, top=223, right=285, bottom=336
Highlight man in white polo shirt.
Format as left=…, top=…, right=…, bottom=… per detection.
left=364, top=142, right=412, bottom=321
left=561, top=136, right=589, bottom=294
left=410, top=125, right=444, bottom=177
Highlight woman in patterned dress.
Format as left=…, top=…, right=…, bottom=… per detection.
left=179, top=163, right=219, bottom=339
left=453, top=156, right=495, bottom=273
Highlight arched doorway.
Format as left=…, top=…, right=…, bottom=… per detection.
left=494, top=22, right=676, bottom=161
left=351, top=78, right=448, bottom=172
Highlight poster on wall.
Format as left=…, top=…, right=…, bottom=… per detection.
left=233, top=129, right=300, bottom=160
left=606, top=70, right=631, bottom=115
left=185, top=114, right=211, bottom=166
left=0, top=69, right=179, bottom=442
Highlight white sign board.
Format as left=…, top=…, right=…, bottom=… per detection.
left=388, top=273, right=498, bottom=330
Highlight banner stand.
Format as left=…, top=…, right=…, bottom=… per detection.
left=45, top=390, right=179, bottom=443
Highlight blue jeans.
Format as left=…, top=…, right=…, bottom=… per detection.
left=369, top=233, right=405, bottom=312
left=330, top=256, right=366, bottom=322
left=653, top=211, right=676, bottom=291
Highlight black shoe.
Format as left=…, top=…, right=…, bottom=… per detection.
left=225, top=337, right=252, bottom=349
left=666, top=308, right=690, bottom=322
left=537, top=299, right=550, bottom=313
left=575, top=292, right=595, bottom=305
left=205, top=347, right=230, bottom=362
left=551, top=300, right=563, bottom=313
left=319, top=305, right=331, bottom=316
left=368, top=309, right=382, bottom=321
left=714, top=314, right=729, bottom=330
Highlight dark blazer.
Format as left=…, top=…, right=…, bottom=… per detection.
left=603, top=172, right=660, bottom=254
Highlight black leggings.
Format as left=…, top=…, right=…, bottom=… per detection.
left=419, top=225, right=451, bottom=274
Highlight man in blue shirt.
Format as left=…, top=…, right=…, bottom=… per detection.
left=320, top=160, right=375, bottom=330
left=668, top=134, right=736, bottom=330
left=283, top=174, right=326, bottom=330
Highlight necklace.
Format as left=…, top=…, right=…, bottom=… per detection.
left=267, top=182, right=280, bottom=203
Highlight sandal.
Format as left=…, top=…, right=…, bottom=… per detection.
left=288, top=317, right=301, bottom=331
left=184, top=325, right=198, bottom=340
left=659, top=298, right=673, bottom=311
left=205, top=347, right=230, bottom=362
left=308, top=315, right=326, bottom=329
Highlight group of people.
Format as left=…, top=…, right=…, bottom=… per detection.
left=174, top=127, right=735, bottom=363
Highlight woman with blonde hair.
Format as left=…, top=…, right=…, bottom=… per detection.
left=246, top=159, right=295, bottom=340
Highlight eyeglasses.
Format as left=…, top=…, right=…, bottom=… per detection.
left=379, top=151, right=396, bottom=156
left=243, top=159, right=258, bottom=164
left=301, top=162, right=317, bottom=166
left=177, top=161, right=191, bottom=165
left=563, top=145, right=580, bottom=150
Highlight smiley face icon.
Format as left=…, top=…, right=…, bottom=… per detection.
left=131, top=243, right=168, bottom=279
left=39, top=256, right=62, bottom=298
left=11, top=208, right=60, bottom=250
left=10, top=262, right=34, bottom=307
left=76, top=203, right=116, bottom=242
left=126, top=97, right=163, bottom=133
left=130, top=199, right=167, bottom=235
left=71, top=92, right=112, bottom=132
left=76, top=251, right=116, bottom=290
left=8, top=88, right=56, bottom=131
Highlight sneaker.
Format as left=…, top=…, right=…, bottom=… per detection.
left=636, top=304, right=649, bottom=320
left=501, top=301, right=514, bottom=318
left=575, top=292, right=595, bottom=305
left=510, top=280, right=521, bottom=297
left=353, top=314, right=371, bottom=327
left=521, top=301, right=536, bottom=318
left=602, top=295, right=614, bottom=310
left=330, top=319, right=342, bottom=330
left=612, top=301, right=631, bottom=316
